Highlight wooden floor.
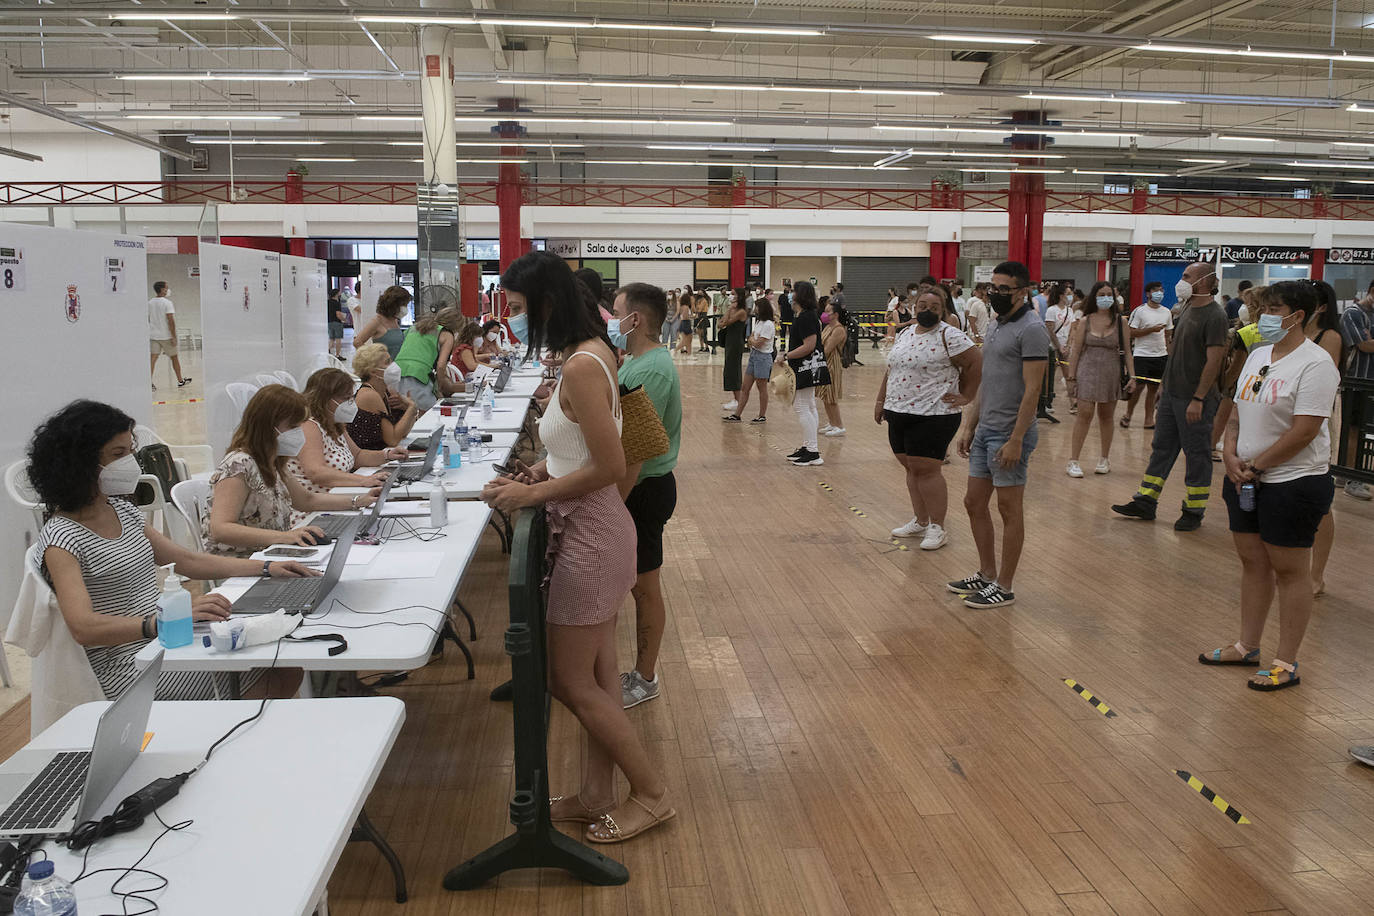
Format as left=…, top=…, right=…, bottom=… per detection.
left=19, top=347, right=1374, bottom=914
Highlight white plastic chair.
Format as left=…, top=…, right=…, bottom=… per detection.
left=255, top=373, right=282, bottom=389
left=133, top=423, right=213, bottom=480
left=273, top=370, right=299, bottom=391
left=4, top=460, right=44, bottom=531
left=225, top=381, right=260, bottom=416
left=171, top=479, right=212, bottom=540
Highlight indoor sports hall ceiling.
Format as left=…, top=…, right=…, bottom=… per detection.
left=4, top=1, right=1374, bottom=191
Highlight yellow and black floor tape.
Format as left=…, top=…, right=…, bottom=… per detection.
left=889, top=539, right=910, bottom=552
left=848, top=506, right=867, bottom=518
left=818, top=482, right=834, bottom=492
left=1063, top=679, right=1117, bottom=718
left=1173, top=770, right=1251, bottom=824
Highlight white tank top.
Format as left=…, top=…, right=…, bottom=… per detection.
left=539, top=350, right=622, bottom=479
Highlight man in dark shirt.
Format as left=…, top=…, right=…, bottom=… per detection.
left=1112, top=262, right=1228, bottom=530
left=777, top=279, right=793, bottom=349
left=1224, top=280, right=1250, bottom=325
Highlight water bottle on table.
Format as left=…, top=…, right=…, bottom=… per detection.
left=15, top=861, right=78, bottom=915
left=466, top=425, right=481, bottom=464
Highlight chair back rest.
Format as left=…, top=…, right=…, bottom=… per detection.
left=254, top=373, right=281, bottom=388
left=225, top=381, right=260, bottom=415
left=4, top=460, right=45, bottom=531
left=171, top=478, right=213, bottom=535
left=274, top=370, right=299, bottom=391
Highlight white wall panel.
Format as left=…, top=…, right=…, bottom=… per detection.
left=0, top=222, right=150, bottom=616
left=280, top=255, right=329, bottom=389
left=355, top=261, right=398, bottom=329
left=199, top=243, right=284, bottom=458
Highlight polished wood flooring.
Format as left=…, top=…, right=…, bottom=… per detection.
left=20, top=346, right=1374, bottom=914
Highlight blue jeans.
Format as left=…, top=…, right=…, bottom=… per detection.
left=968, top=423, right=1039, bottom=487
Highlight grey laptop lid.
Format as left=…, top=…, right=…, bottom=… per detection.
left=234, top=516, right=360, bottom=613
left=75, top=650, right=165, bottom=825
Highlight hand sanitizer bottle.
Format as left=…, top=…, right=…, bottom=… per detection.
left=156, top=563, right=193, bottom=649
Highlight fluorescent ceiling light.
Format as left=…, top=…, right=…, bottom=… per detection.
left=119, top=73, right=311, bottom=82
left=357, top=15, right=477, bottom=25
left=1073, top=169, right=1169, bottom=176
left=110, top=12, right=239, bottom=21
left=1135, top=41, right=1374, bottom=64
left=134, top=114, right=285, bottom=121
left=1021, top=93, right=1183, bottom=105
left=1255, top=175, right=1309, bottom=181
left=190, top=138, right=324, bottom=146
left=296, top=157, right=356, bottom=162
left=1348, top=103, right=1374, bottom=113
left=499, top=77, right=939, bottom=97
left=474, top=18, right=593, bottom=28
left=958, top=167, right=1063, bottom=173
left=928, top=34, right=1037, bottom=45
left=646, top=144, right=773, bottom=152
left=360, top=116, right=422, bottom=122
left=872, top=124, right=1139, bottom=139
left=1332, top=140, right=1374, bottom=147
left=1135, top=43, right=1238, bottom=55
left=1287, top=160, right=1372, bottom=168
left=585, top=159, right=910, bottom=170
left=595, top=23, right=711, bottom=32
left=1339, top=178, right=1374, bottom=184
left=1179, top=157, right=1228, bottom=163
left=1218, top=135, right=1276, bottom=142
left=940, top=150, right=1065, bottom=159
left=710, top=26, right=824, bottom=36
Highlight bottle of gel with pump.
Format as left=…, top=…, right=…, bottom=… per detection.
left=156, top=563, right=194, bottom=649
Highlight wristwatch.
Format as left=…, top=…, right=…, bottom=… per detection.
left=262, top=560, right=272, bottom=578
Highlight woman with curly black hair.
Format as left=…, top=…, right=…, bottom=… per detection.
left=27, top=400, right=315, bottom=700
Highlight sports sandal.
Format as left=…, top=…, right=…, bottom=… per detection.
left=1197, top=641, right=1260, bottom=666
left=550, top=794, right=616, bottom=825
left=586, top=792, right=676, bottom=844
left=1248, top=659, right=1300, bottom=691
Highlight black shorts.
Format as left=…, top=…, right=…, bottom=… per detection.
left=885, top=410, right=962, bottom=460
left=1221, top=473, right=1333, bottom=548
left=625, top=472, right=677, bottom=574
left=1133, top=355, right=1167, bottom=384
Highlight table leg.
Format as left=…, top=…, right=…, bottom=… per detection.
left=349, top=808, right=407, bottom=903
left=489, top=679, right=512, bottom=701
left=440, top=620, right=475, bottom=679
left=453, top=599, right=477, bottom=641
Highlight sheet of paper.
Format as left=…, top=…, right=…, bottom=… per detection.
left=380, top=501, right=432, bottom=517
left=344, top=544, right=385, bottom=565
left=362, top=551, right=445, bottom=580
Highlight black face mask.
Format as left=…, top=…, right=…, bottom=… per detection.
left=916, top=310, right=940, bottom=328
left=989, top=291, right=1016, bottom=315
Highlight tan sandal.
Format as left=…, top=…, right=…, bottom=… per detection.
left=549, top=794, right=616, bottom=825
left=586, top=792, right=676, bottom=844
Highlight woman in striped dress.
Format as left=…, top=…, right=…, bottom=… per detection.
left=27, top=400, right=315, bottom=700
left=481, top=251, right=673, bottom=845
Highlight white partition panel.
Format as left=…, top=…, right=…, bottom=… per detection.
left=280, top=254, right=328, bottom=388
left=0, top=222, right=150, bottom=614
left=199, top=243, right=284, bottom=458
left=355, top=261, right=397, bottom=330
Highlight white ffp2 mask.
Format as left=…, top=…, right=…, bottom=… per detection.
left=98, top=454, right=143, bottom=496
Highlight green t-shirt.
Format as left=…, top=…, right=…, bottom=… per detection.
left=618, top=345, right=681, bottom=483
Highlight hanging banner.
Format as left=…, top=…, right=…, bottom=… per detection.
left=545, top=239, right=580, bottom=258
left=1144, top=246, right=1219, bottom=263
left=1327, top=247, right=1374, bottom=264
left=579, top=239, right=729, bottom=259
left=1216, top=245, right=1311, bottom=264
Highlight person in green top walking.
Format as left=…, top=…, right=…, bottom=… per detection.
left=612, top=282, right=682, bottom=710
left=392, top=305, right=465, bottom=411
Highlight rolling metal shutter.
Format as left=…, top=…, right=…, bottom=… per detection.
left=838, top=257, right=929, bottom=312
left=617, top=260, right=695, bottom=291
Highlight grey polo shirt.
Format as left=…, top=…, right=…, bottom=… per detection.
left=978, top=304, right=1051, bottom=434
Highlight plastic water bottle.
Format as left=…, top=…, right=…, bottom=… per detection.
left=1238, top=482, right=1257, bottom=512
left=156, top=563, right=193, bottom=649
left=482, top=387, right=495, bottom=422
left=466, top=425, right=481, bottom=464
left=14, top=861, right=78, bottom=915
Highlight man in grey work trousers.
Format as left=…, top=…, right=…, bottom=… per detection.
left=1111, top=261, right=1227, bottom=531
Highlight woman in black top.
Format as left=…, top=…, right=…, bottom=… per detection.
left=719, top=287, right=748, bottom=412
left=775, top=281, right=824, bottom=466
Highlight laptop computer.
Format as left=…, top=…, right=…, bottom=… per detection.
left=0, top=651, right=165, bottom=838
left=395, top=431, right=442, bottom=483
left=232, top=516, right=360, bottom=615
left=310, top=473, right=395, bottom=542
left=493, top=364, right=514, bottom=393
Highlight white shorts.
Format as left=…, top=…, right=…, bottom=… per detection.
left=150, top=338, right=178, bottom=357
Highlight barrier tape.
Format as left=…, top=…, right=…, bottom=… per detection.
left=1173, top=770, right=1251, bottom=824
left=153, top=398, right=202, bottom=406
left=1063, top=678, right=1117, bottom=718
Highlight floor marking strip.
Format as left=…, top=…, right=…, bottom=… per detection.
left=152, top=397, right=203, bottom=406
left=818, top=482, right=833, bottom=491
left=1063, top=678, right=1117, bottom=718
left=1173, top=770, right=1251, bottom=824
left=848, top=506, right=867, bottom=518
left=889, top=539, right=910, bottom=552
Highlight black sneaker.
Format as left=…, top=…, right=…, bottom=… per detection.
left=786, top=447, right=808, bottom=461
left=1111, top=498, right=1157, bottom=521
left=751, top=416, right=767, bottom=423
left=791, top=449, right=824, bottom=466
left=178, top=377, right=193, bottom=387
left=1174, top=513, right=1203, bottom=532
left=723, top=414, right=741, bottom=422
left=963, top=583, right=1016, bottom=609
left=947, top=572, right=992, bottom=595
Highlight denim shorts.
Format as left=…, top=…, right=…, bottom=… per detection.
left=968, top=423, right=1039, bottom=487
left=746, top=349, right=773, bottom=379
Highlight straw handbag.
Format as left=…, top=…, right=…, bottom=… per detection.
left=768, top=362, right=796, bottom=404
left=619, top=384, right=670, bottom=465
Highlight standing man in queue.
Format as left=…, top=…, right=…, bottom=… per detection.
left=148, top=281, right=191, bottom=390
left=611, top=283, right=683, bottom=708
left=1112, top=261, right=1227, bottom=530
left=949, top=261, right=1050, bottom=609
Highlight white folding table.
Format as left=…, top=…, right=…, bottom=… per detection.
left=39, top=697, right=404, bottom=916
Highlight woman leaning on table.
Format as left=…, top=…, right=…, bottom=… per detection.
left=1199, top=280, right=1340, bottom=692
left=205, top=385, right=379, bottom=557
left=350, top=342, right=419, bottom=450
left=27, top=400, right=312, bottom=700
left=480, top=249, right=673, bottom=845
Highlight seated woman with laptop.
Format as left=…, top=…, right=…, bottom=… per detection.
left=26, top=399, right=314, bottom=701
left=349, top=343, right=419, bottom=450
left=287, top=368, right=407, bottom=525
left=205, top=385, right=380, bottom=557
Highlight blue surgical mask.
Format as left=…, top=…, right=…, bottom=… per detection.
left=1149, top=290, right=1164, bottom=303
left=606, top=317, right=629, bottom=349
left=507, top=312, right=528, bottom=342
left=1256, top=313, right=1293, bottom=344
left=1095, top=295, right=1114, bottom=310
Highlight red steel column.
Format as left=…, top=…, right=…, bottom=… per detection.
left=1007, top=174, right=1028, bottom=266
left=1096, top=260, right=1108, bottom=282
left=1129, top=186, right=1148, bottom=307
left=1025, top=174, right=1045, bottom=283
left=1311, top=247, right=1326, bottom=281
left=730, top=241, right=746, bottom=288
left=496, top=100, right=524, bottom=273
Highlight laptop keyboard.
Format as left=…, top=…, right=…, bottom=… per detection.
left=395, top=461, right=429, bottom=483
left=0, top=751, right=90, bottom=832
left=312, top=514, right=356, bottom=538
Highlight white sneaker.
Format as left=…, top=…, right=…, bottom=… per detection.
left=817, top=423, right=833, bottom=433
left=1066, top=460, right=1084, bottom=478
left=824, top=427, right=846, bottom=437
left=1095, top=458, right=1110, bottom=475
left=892, top=517, right=927, bottom=538
left=721, top=400, right=738, bottom=412
left=1347, top=481, right=1373, bottom=501
left=920, top=523, right=948, bottom=550
left=620, top=670, right=660, bottom=709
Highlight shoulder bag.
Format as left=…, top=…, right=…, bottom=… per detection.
left=619, top=384, right=670, bottom=465
left=1115, top=315, right=1131, bottom=400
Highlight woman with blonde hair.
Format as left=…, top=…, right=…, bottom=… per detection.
left=350, top=343, right=418, bottom=450
left=352, top=285, right=412, bottom=359
left=393, top=305, right=465, bottom=411
left=205, top=385, right=378, bottom=556
left=287, top=368, right=406, bottom=523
